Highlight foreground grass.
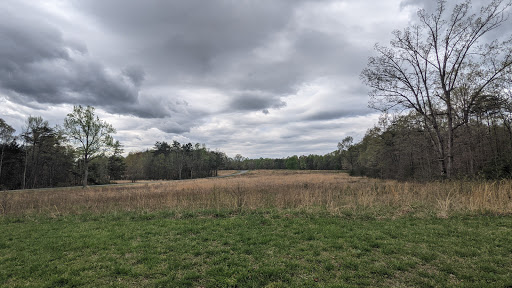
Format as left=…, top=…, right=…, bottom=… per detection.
left=2, top=210, right=512, bottom=287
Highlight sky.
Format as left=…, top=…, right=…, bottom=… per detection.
left=0, top=0, right=497, bottom=158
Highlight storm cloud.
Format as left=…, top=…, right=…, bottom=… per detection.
left=1, top=0, right=502, bottom=157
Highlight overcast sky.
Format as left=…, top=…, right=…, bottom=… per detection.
left=0, top=0, right=496, bottom=158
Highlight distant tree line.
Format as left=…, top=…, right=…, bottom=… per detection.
left=124, top=141, right=226, bottom=182
left=222, top=153, right=343, bottom=171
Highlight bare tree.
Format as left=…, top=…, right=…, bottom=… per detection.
left=361, top=0, right=512, bottom=178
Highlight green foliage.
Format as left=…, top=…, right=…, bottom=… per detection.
left=0, top=116, right=81, bottom=190
left=0, top=107, right=126, bottom=189
left=125, top=141, right=225, bottom=181
left=285, top=155, right=299, bottom=170
left=0, top=118, right=15, bottom=145
left=224, top=153, right=342, bottom=171
left=0, top=142, right=24, bottom=190
left=0, top=118, right=16, bottom=189
left=89, top=156, right=110, bottom=185
left=64, top=105, right=116, bottom=159
left=125, top=151, right=149, bottom=182
left=64, top=105, right=116, bottom=187
left=108, top=141, right=126, bottom=181
left=19, top=116, right=76, bottom=189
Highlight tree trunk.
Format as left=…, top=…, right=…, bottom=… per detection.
left=437, top=149, right=447, bottom=178
left=0, top=146, right=4, bottom=184
left=464, top=125, right=475, bottom=176
left=430, top=122, right=447, bottom=178
left=83, top=154, right=88, bottom=188
left=447, top=118, right=454, bottom=179
left=22, top=146, right=27, bottom=189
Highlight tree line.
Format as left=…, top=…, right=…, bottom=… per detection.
left=222, top=153, right=343, bottom=171
left=124, top=141, right=226, bottom=182
left=0, top=106, right=226, bottom=190
left=0, top=106, right=121, bottom=190
left=339, top=110, right=512, bottom=180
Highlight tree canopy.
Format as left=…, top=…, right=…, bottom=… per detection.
left=64, top=105, right=116, bottom=187
left=0, top=118, right=16, bottom=188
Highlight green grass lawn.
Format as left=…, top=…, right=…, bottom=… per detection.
left=1, top=210, right=512, bottom=287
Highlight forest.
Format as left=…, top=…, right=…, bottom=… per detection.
left=338, top=109, right=512, bottom=180
left=0, top=110, right=227, bottom=190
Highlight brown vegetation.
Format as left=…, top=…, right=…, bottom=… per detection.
left=1, top=170, right=511, bottom=217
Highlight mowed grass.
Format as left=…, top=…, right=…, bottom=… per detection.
left=1, top=211, right=512, bottom=287
left=1, top=170, right=512, bottom=287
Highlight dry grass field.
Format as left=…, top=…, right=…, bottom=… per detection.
left=2, top=170, right=512, bottom=287
left=1, top=170, right=511, bottom=217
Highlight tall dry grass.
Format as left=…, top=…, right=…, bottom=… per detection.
left=1, top=170, right=511, bottom=217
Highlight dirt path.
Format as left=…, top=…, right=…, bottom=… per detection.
left=213, top=170, right=249, bottom=178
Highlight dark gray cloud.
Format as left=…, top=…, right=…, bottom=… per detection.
left=0, top=1, right=182, bottom=119
left=72, top=0, right=368, bottom=109
left=303, top=109, right=371, bottom=121
left=1, top=0, right=446, bottom=157
left=122, top=66, right=145, bottom=87
left=229, top=92, right=286, bottom=112
left=73, top=0, right=299, bottom=76
left=0, top=0, right=375, bottom=121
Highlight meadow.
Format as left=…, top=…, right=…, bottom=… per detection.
left=1, top=170, right=512, bottom=287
